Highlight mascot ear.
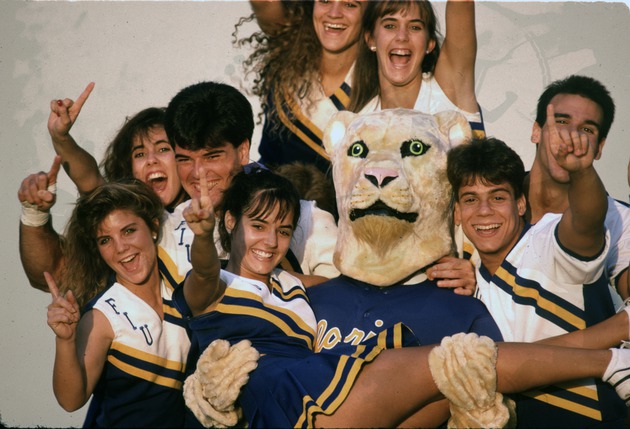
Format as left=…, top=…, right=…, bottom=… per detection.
left=324, top=111, right=358, bottom=156
left=434, top=110, right=472, bottom=148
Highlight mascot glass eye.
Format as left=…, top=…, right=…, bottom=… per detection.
left=347, top=141, right=369, bottom=158
left=401, top=139, right=431, bottom=158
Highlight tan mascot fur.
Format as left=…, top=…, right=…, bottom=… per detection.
left=325, top=108, right=466, bottom=285
left=184, top=109, right=515, bottom=428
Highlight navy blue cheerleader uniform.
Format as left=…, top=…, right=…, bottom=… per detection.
left=81, top=265, right=190, bottom=428
left=175, top=268, right=414, bottom=428
left=258, top=77, right=352, bottom=176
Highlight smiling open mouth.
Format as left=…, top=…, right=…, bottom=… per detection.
left=324, top=23, right=347, bottom=31
left=390, top=49, right=411, bottom=66
left=349, top=201, right=418, bottom=223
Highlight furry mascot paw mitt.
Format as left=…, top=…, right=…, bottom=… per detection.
left=428, top=333, right=516, bottom=428
left=183, top=339, right=260, bottom=428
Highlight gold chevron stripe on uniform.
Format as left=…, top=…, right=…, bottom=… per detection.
left=279, top=94, right=330, bottom=161
left=495, top=265, right=586, bottom=330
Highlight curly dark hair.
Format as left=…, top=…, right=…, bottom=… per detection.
left=233, top=1, right=322, bottom=129
left=101, top=107, right=167, bottom=182
left=447, top=137, right=525, bottom=200
left=164, top=81, right=254, bottom=151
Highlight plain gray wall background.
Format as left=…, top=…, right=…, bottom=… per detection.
left=1, top=1, right=629, bottom=427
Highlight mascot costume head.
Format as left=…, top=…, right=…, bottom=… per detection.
left=185, top=109, right=515, bottom=429
left=320, top=109, right=514, bottom=427
left=324, top=108, right=469, bottom=286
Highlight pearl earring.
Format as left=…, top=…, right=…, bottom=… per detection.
left=370, top=46, right=377, bottom=52
left=425, top=50, right=430, bottom=54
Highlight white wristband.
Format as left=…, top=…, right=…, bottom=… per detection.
left=20, top=183, right=56, bottom=227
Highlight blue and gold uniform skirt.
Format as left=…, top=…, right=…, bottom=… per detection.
left=240, top=323, right=416, bottom=428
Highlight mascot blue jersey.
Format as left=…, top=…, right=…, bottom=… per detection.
left=308, top=275, right=503, bottom=355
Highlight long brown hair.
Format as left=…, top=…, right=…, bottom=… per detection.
left=348, top=0, right=441, bottom=112
left=61, top=180, right=164, bottom=308
left=234, top=1, right=322, bottom=130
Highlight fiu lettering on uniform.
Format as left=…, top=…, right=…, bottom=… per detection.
left=88, top=281, right=190, bottom=390
left=103, top=297, right=155, bottom=345
left=173, top=219, right=192, bottom=263
left=159, top=204, right=195, bottom=279
left=82, top=274, right=190, bottom=427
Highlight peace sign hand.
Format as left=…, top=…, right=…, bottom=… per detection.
left=45, top=272, right=80, bottom=341
left=183, top=170, right=216, bottom=237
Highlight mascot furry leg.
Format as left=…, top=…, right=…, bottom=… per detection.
left=428, top=333, right=516, bottom=428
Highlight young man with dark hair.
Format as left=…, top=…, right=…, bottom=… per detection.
left=159, top=81, right=339, bottom=282
left=527, top=75, right=629, bottom=302
left=448, top=129, right=627, bottom=427
left=163, top=81, right=253, bottom=209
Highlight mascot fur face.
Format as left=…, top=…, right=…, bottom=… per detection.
left=323, top=108, right=471, bottom=286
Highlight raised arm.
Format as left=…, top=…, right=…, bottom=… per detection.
left=46, top=272, right=112, bottom=411
left=434, top=0, right=478, bottom=113
left=48, top=82, right=105, bottom=194
left=547, top=104, right=608, bottom=257
left=183, top=172, right=225, bottom=315
left=249, top=0, right=287, bottom=35
left=18, top=156, right=65, bottom=291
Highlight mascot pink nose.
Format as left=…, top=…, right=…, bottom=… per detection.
left=364, top=167, right=398, bottom=188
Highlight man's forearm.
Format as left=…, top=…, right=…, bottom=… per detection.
left=19, top=220, right=65, bottom=292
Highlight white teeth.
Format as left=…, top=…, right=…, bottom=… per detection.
left=252, top=249, right=273, bottom=258
left=147, top=172, right=166, bottom=181
left=121, top=255, right=136, bottom=263
left=325, top=23, right=346, bottom=30
left=391, top=49, right=411, bottom=56
left=475, top=224, right=500, bottom=231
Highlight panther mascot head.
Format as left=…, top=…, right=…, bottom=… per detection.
left=323, top=108, right=471, bottom=286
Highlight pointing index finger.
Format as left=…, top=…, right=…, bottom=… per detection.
left=73, top=82, right=95, bottom=112
left=48, top=156, right=62, bottom=186
left=199, top=168, right=209, bottom=201
left=44, top=272, right=60, bottom=298
left=546, top=104, right=559, bottom=137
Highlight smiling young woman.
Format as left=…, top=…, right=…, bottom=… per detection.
left=350, top=0, right=485, bottom=138
left=236, top=0, right=366, bottom=175
left=45, top=181, right=191, bottom=427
